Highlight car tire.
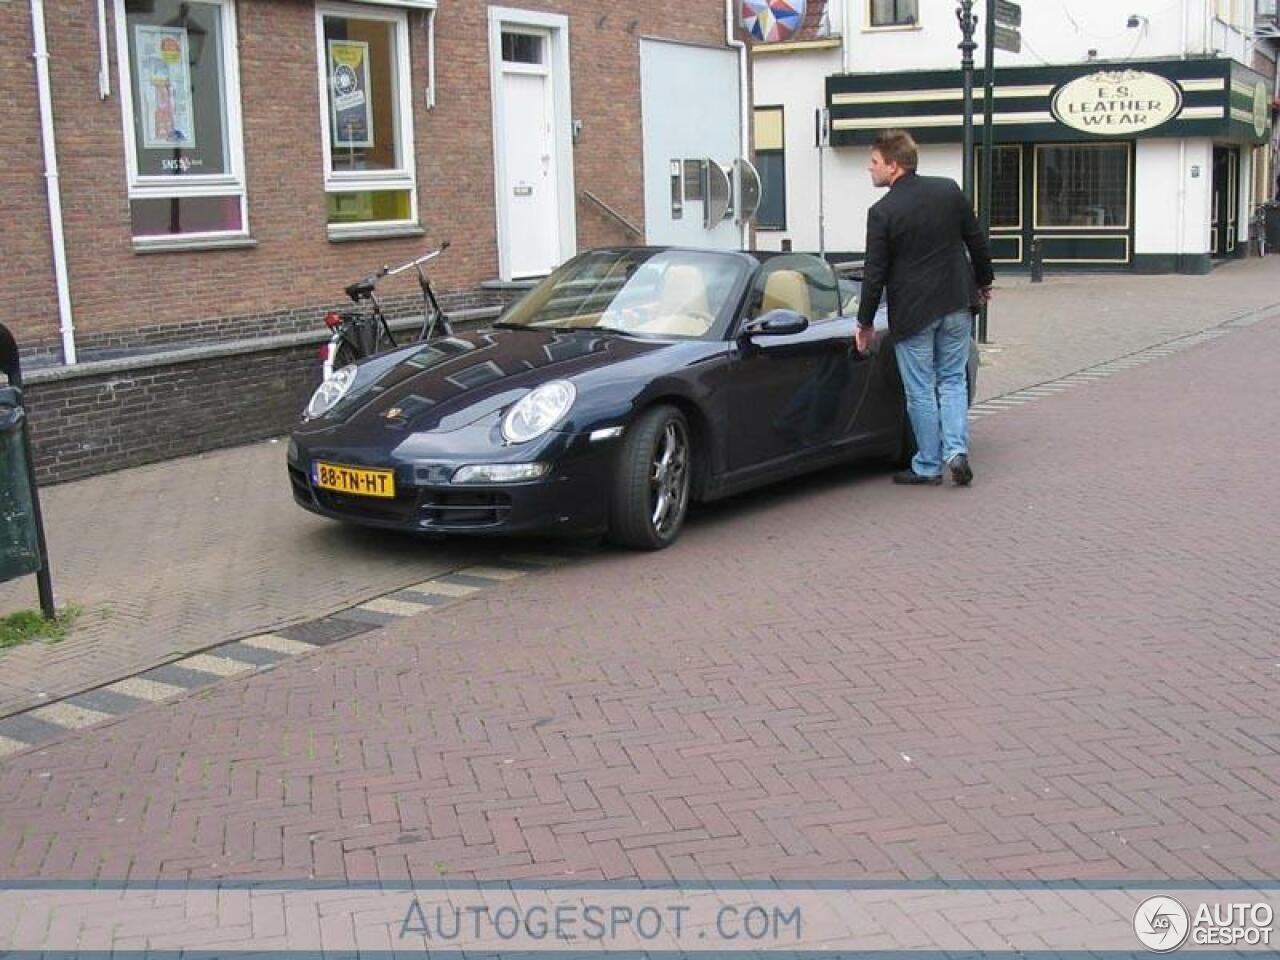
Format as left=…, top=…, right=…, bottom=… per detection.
left=607, top=405, right=692, bottom=550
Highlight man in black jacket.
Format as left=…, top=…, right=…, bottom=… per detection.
left=854, top=130, right=993, bottom=486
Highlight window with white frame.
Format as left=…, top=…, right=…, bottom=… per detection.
left=316, top=3, right=417, bottom=232
left=869, top=0, right=917, bottom=27
left=115, top=0, right=247, bottom=241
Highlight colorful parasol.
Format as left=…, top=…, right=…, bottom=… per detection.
left=741, top=0, right=807, bottom=42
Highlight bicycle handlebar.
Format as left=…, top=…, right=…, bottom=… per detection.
left=355, top=241, right=450, bottom=284
left=383, top=240, right=450, bottom=279
left=347, top=241, right=450, bottom=294
left=344, top=242, right=448, bottom=302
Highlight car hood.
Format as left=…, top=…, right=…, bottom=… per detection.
left=317, top=327, right=670, bottom=435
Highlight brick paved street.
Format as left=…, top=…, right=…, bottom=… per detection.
left=0, top=289, right=1275, bottom=885
left=1, top=259, right=1277, bottom=720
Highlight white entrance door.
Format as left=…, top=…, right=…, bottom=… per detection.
left=499, top=32, right=559, bottom=278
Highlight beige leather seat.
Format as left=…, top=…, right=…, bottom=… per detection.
left=760, top=269, right=813, bottom=321
left=636, top=264, right=714, bottom=337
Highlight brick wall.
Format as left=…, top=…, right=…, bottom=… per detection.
left=1, top=2, right=59, bottom=350
left=18, top=287, right=512, bottom=369
left=3, top=0, right=739, bottom=482
left=22, top=343, right=318, bottom=484
left=7, top=0, right=734, bottom=357
left=18, top=300, right=519, bottom=484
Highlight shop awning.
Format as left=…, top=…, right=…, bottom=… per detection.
left=826, top=56, right=1271, bottom=147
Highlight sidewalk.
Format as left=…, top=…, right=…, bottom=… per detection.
left=0, top=277, right=1276, bottom=885
left=1, top=257, right=1277, bottom=718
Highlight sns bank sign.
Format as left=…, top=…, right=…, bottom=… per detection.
left=1052, top=70, right=1183, bottom=135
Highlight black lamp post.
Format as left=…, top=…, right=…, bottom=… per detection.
left=956, top=0, right=978, bottom=203
left=978, top=0, right=994, bottom=343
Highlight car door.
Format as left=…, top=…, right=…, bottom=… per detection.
left=726, top=254, right=870, bottom=473
left=831, top=272, right=906, bottom=448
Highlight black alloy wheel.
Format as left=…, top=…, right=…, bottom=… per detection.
left=608, top=405, right=692, bottom=550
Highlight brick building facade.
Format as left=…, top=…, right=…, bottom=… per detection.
left=3, top=0, right=750, bottom=482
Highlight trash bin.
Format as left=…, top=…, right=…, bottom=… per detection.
left=1265, top=203, right=1280, bottom=253
left=0, top=385, right=43, bottom=582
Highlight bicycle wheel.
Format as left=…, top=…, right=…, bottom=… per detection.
left=332, top=337, right=362, bottom=368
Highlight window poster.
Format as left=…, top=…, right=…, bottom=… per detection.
left=328, top=39, right=374, bottom=149
left=135, top=25, right=197, bottom=150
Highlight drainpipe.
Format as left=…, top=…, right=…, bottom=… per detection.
left=96, top=0, right=110, bottom=99
left=425, top=7, right=436, bottom=109
left=726, top=0, right=750, bottom=248
left=31, top=0, right=77, bottom=365
left=841, top=0, right=853, bottom=74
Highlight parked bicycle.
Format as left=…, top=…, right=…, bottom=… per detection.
left=1248, top=203, right=1270, bottom=258
left=320, top=241, right=452, bottom=380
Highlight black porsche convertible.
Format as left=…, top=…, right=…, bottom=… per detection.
left=287, top=247, right=977, bottom=549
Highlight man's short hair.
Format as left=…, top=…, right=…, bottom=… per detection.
left=872, top=130, right=918, bottom=173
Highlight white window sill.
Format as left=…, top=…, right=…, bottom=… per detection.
left=348, top=0, right=436, bottom=8
left=751, top=36, right=843, bottom=54
left=327, top=222, right=426, bottom=242
left=132, top=235, right=258, bottom=254
left=863, top=23, right=922, bottom=32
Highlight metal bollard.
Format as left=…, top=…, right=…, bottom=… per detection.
left=0, top=323, right=55, bottom=619
left=1029, top=239, right=1044, bottom=283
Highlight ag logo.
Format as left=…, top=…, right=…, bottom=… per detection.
left=1134, top=896, right=1190, bottom=952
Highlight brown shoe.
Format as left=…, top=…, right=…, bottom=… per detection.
left=947, top=454, right=973, bottom=486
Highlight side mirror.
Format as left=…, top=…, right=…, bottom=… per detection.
left=743, top=309, right=808, bottom=338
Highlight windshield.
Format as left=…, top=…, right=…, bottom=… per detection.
left=496, top=249, right=749, bottom=339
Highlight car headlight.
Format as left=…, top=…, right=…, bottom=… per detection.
left=501, top=380, right=575, bottom=444
left=452, top=462, right=549, bottom=484
left=305, top=364, right=357, bottom=419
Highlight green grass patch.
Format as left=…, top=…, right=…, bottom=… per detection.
left=0, top=606, right=80, bottom=650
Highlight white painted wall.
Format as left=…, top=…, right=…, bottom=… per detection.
left=752, top=43, right=966, bottom=254
left=753, top=47, right=964, bottom=254
left=1209, top=16, right=1252, bottom=63
left=750, top=0, right=1262, bottom=261
left=753, top=46, right=840, bottom=252
left=837, top=0, right=1247, bottom=72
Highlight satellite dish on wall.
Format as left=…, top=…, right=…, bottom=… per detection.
left=702, top=159, right=732, bottom=229
left=741, top=0, right=807, bottom=42
left=733, top=157, right=761, bottom=224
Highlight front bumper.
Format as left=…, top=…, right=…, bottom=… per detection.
left=287, top=429, right=615, bottom=537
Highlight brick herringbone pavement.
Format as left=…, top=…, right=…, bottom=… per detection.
left=0, top=313, right=1276, bottom=886
left=3, top=259, right=1277, bottom=720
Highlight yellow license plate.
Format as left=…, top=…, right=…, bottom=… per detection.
left=312, top=461, right=396, bottom=499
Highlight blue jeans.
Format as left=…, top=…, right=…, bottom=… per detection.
left=893, top=309, right=971, bottom=477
